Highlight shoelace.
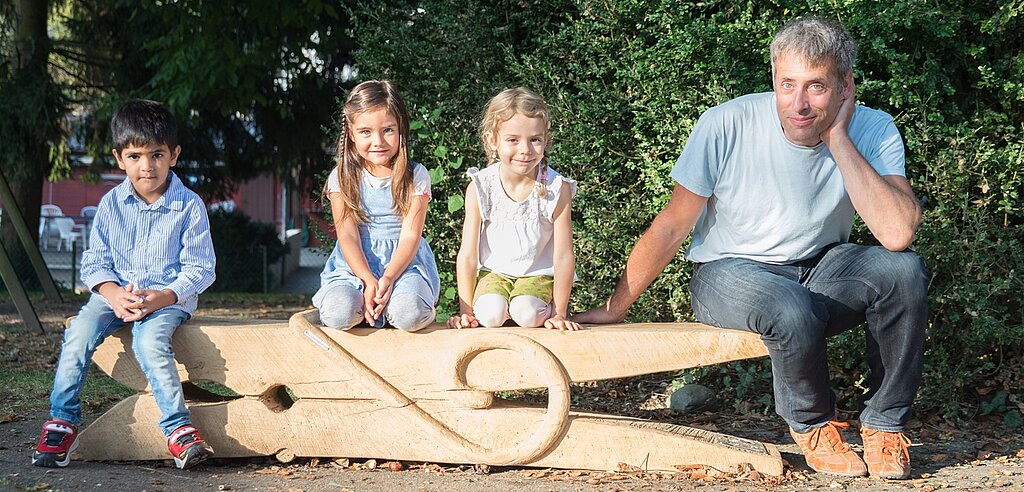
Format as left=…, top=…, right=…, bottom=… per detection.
left=43, top=430, right=68, bottom=447
left=878, top=432, right=912, bottom=460
left=42, top=425, right=72, bottom=447
left=809, top=421, right=853, bottom=452
left=175, top=432, right=198, bottom=446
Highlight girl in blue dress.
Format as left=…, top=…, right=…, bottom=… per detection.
left=313, top=80, right=440, bottom=331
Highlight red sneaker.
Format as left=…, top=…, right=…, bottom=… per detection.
left=32, top=420, right=79, bottom=468
left=167, top=425, right=212, bottom=469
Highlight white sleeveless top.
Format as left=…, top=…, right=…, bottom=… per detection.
left=468, top=163, right=577, bottom=277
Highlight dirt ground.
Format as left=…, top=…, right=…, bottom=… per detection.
left=1, top=296, right=1023, bottom=491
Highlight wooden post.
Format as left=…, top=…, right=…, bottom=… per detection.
left=0, top=240, right=44, bottom=333
left=0, top=170, right=62, bottom=302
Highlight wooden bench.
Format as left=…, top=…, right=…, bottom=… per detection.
left=75, top=310, right=782, bottom=474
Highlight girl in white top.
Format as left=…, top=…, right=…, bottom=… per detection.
left=447, top=88, right=581, bottom=331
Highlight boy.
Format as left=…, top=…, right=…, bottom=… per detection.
left=32, top=99, right=217, bottom=469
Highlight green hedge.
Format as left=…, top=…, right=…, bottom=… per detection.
left=347, top=0, right=1023, bottom=423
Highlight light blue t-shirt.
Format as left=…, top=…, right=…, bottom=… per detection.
left=671, top=92, right=905, bottom=264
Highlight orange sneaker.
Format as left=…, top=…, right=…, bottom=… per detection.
left=790, top=421, right=868, bottom=477
left=861, top=428, right=912, bottom=479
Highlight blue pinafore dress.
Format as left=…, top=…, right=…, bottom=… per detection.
left=312, top=166, right=440, bottom=327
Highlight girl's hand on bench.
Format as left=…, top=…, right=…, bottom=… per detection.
left=544, top=314, right=584, bottom=331
left=447, top=313, right=479, bottom=329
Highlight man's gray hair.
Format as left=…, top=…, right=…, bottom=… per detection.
left=770, top=17, right=857, bottom=80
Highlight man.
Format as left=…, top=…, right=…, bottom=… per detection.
left=574, top=17, right=927, bottom=480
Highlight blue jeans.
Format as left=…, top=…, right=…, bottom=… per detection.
left=50, top=295, right=192, bottom=436
left=688, top=243, right=927, bottom=433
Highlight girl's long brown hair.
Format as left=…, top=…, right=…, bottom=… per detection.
left=333, top=80, right=414, bottom=223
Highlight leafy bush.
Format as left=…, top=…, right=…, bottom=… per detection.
left=349, top=0, right=1023, bottom=421
left=207, top=209, right=289, bottom=292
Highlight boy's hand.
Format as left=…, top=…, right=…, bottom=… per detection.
left=544, top=314, right=584, bottom=331
left=447, top=313, right=479, bottom=329
left=121, top=287, right=177, bottom=322
left=96, top=282, right=143, bottom=320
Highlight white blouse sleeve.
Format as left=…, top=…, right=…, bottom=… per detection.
left=412, top=163, right=432, bottom=200
left=324, top=166, right=342, bottom=193
left=544, top=169, right=577, bottom=220
left=466, top=167, right=490, bottom=220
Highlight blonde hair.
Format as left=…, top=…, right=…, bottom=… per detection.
left=479, top=87, right=553, bottom=197
left=332, top=80, right=413, bottom=223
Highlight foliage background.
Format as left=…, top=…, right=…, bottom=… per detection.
left=347, top=0, right=1023, bottom=423
left=2, top=0, right=1020, bottom=426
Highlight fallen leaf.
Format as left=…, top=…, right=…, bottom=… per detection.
left=387, top=461, right=403, bottom=472
left=617, top=462, right=642, bottom=473
left=364, top=459, right=377, bottom=470
left=333, top=458, right=349, bottom=467
left=29, top=484, right=49, bottom=491
left=255, top=468, right=276, bottom=475
left=309, top=458, right=319, bottom=467
left=0, top=414, right=16, bottom=423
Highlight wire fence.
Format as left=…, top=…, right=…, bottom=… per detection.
left=1, top=237, right=324, bottom=296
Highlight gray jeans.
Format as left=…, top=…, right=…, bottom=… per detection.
left=688, top=243, right=928, bottom=433
left=316, top=275, right=436, bottom=332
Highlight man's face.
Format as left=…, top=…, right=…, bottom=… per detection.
left=113, top=142, right=179, bottom=204
left=773, top=52, right=851, bottom=147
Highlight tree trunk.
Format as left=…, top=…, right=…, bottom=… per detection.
left=0, top=0, right=52, bottom=290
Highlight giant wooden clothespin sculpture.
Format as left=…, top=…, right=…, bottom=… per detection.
left=76, top=310, right=783, bottom=474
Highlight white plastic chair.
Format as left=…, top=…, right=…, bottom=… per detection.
left=52, top=217, right=82, bottom=251
left=79, top=206, right=98, bottom=249
left=39, top=204, right=65, bottom=250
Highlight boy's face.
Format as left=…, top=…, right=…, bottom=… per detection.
left=113, top=142, right=180, bottom=204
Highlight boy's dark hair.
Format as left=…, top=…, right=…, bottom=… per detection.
left=111, top=99, right=178, bottom=152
